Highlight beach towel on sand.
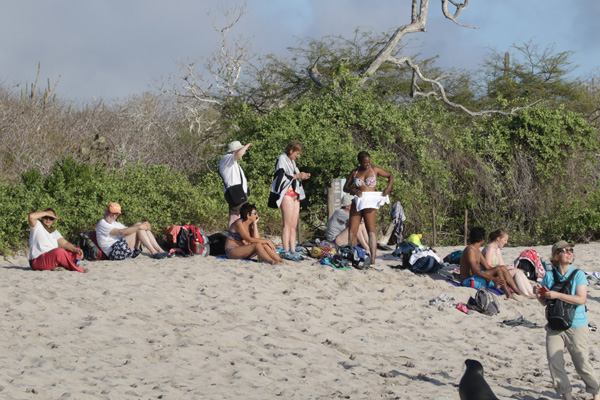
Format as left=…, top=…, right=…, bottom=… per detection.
left=444, top=276, right=506, bottom=297
left=217, top=255, right=258, bottom=263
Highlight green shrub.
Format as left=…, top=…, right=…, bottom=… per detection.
left=0, top=159, right=229, bottom=255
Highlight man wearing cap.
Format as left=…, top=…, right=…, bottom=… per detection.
left=219, top=141, right=253, bottom=227
left=96, top=202, right=168, bottom=260
left=28, top=208, right=84, bottom=272
left=326, top=193, right=369, bottom=249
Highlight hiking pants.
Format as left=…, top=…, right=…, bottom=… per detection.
left=546, top=325, right=600, bottom=395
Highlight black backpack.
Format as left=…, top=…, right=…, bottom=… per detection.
left=338, top=245, right=371, bottom=269
left=516, top=259, right=536, bottom=280
left=208, top=232, right=227, bottom=256
left=546, top=268, right=581, bottom=331
left=391, top=241, right=419, bottom=269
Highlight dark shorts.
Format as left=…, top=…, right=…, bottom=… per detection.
left=109, top=238, right=142, bottom=260
left=227, top=201, right=247, bottom=215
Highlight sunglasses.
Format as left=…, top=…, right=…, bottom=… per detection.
left=43, top=216, right=57, bottom=221
left=559, top=248, right=574, bottom=254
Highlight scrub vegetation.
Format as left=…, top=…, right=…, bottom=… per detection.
left=1, top=14, right=599, bottom=255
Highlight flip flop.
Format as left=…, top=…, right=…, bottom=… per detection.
left=502, top=316, right=539, bottom=328
left=152, top=252, right=168, bottom=260
left=456, top=303, right=470, bottom=314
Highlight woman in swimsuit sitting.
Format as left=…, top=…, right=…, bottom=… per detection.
left=225, top=203, right=284, bottom=264
left=482, top=228, right=535, bottom=298
left=343, top=151, right=393, bottom=264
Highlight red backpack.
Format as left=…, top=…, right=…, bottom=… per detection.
left=166, top=225, right=209, bottom=256
left=514, top=249, right=546, bottom=282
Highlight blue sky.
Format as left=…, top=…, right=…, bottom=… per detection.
left=1, top=0, right=598, bottom=102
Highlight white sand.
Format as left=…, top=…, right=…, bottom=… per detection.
left=2, top=243, right=600, bottom=399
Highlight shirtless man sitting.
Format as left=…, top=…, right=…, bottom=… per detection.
left=459, top=227, right=524, bottom=299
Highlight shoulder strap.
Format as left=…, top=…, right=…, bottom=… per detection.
left=566, top=268, right=582, bottom=284
left=551, top=268, right=560, bottom=286
left=551, top=268, right=580, bottom=292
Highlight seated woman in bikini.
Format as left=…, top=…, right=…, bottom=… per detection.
left=225, top=203, right=284, bottom=264
left=482, top=228, right=535, bottom=298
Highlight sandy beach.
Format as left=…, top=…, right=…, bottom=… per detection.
left=2, top=242, right=600, bottom=399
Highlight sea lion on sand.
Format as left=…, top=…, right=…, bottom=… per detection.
left=459, top=359, right=499, bottom=400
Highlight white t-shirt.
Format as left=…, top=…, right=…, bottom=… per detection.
left=29, top=220, right=63, bottom=260
left=96, top=218, right=127, bottom=255
left=219, top=153, right=248, bottom=192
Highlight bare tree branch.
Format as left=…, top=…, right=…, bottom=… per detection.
left=442, top=0, right=477, bottom=28
left=163, top=1, right=254, bottom=133
left=360, top=0, right=428, bottom=79
left=399, top=57, right=542, bottom=115
left=351, top=0, right=537, bottom=115
left=308, top=56, right=327, bottom=88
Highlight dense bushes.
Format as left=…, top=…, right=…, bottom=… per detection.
left=3, top=73, right=600, bottom=255
left=230, top=91, right=600, bottom=246
left=0, top=159, right=228, bottom=255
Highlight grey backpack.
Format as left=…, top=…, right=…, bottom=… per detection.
left=467, top=288, right=500, bottom=316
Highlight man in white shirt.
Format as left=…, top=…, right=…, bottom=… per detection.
left=28, top=208, right=84, bottom=272
left=96, top=202, right=168, bottom=260
left=219, top=141, right=252, bottom=227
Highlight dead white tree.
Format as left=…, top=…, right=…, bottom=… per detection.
left=164, top=2, right=254, bottom=134
left=314, top=0, right=538, bottom=116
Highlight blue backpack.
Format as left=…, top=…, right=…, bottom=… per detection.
left=410, top=256, right=441, bottom=274
left=443, top=250, right=463, bottom=264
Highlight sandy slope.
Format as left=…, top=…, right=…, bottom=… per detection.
left=1, top=243, right=600, bottom=399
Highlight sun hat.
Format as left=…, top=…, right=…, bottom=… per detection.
left=108, top=202, right=122, bottom=214
left=341, top=193, right=354, bottom=207
left=227, top=141, right=244, bottom=153
left=551, top=240, right=574, bottom=254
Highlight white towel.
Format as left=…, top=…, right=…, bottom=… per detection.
left=354, top=191, right=390, bottom=211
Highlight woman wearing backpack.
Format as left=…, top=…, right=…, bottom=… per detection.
left=535, top=240, right=600, bottom=400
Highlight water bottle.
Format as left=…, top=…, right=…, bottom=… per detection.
left=192, top=239, right=202, bottom=255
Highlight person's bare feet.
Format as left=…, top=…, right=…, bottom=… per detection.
left=506, top=292, right=518, bottom=301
